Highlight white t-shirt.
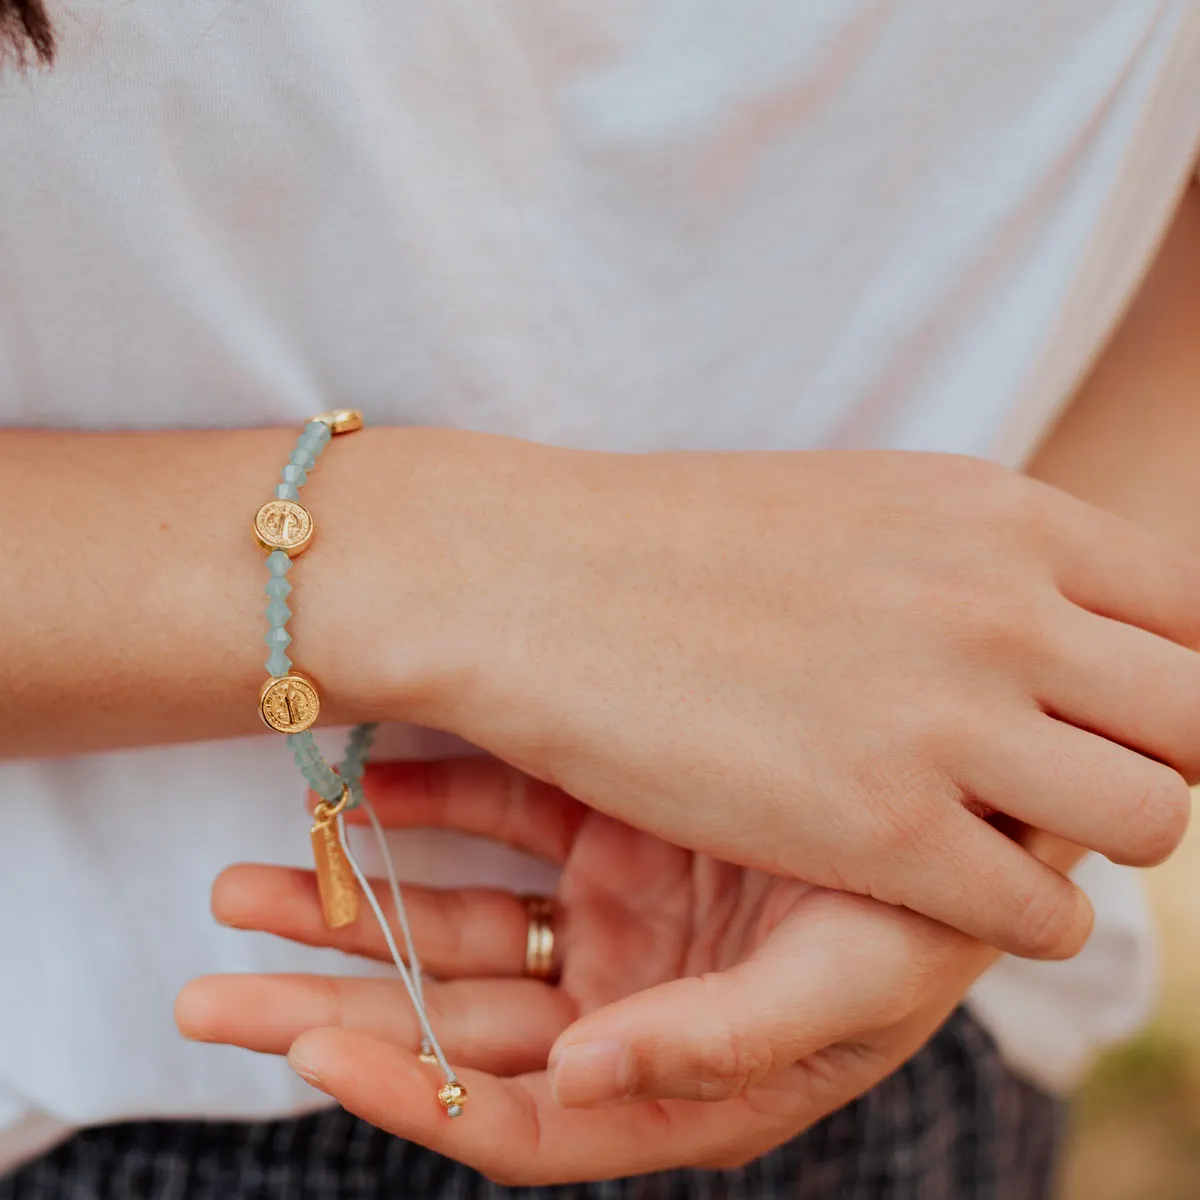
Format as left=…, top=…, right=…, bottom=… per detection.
left=1, top=0, right=1198, bottom=1175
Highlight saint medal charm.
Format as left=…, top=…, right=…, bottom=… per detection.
left=311, top=787, right=359, bottom=929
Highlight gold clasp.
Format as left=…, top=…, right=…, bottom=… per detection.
left=309, top=409, right=365, bottom=435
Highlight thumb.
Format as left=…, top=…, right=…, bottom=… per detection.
left=548, top=901, right=913, bottom=1107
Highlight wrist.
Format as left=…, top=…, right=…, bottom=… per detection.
left=294, top=424, right=560, bottom=733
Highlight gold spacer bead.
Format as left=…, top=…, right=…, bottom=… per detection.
left=417, top=1051, right=439, bottom=1065
left=259, top=671, right=321, bottom=734
left=309, top=408, right=364, bottom=435
left=253, top=499, right=314, bottom=557
left=437, top=1081, right=467, bottom=1114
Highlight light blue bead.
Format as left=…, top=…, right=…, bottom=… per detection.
left=265, top=648, right=292, bottom=676
left=299, top=425, right=331, bottom=455
left=266, top=550, right=292, bottom=576
left=316, top=776, right=343, bottom=802
left=281, top=464, right=308, bottom=487
left=275, top=482, right=301, bottom=501
left=264, top=576, right=293, bottom=600
left=290, top=448, right=317, bottom=470
left=265, top=626, right=292, bottom=649
left=265, top=599, right=292, bottom=625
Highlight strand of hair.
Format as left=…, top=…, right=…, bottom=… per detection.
left=1, top=0, right=55, bottom=68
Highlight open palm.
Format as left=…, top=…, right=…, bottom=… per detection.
left=177, top=758, right=1072, bottom=1185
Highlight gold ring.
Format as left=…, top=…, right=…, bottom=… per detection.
left=521, top=895, right=558, bottom=981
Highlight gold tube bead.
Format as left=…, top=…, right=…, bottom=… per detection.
left=309, top=409, right=364, bottom=435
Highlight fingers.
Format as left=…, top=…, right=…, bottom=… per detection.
left=283, top=1028, right=808, bottom=1184
left=545, top=891, right=979, bottom=1107
left=1046, top=487, right=1200, bottom=650
left=176, top=974, right=572, bottom=1077
left=959, top=712, right=1191, bottom=868
left=356, top=759, right=587, bottom=863
left=876, top=803, right=1094, bottom=960
left=1034, top=605, right=1200, bottom=784
left=212, top=864, right=532, bottom=978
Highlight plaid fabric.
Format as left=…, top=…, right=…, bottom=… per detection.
left=0, top=1008, right=1062, bottom=1200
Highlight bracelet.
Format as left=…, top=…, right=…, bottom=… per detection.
left=251, top=410, right=464, bottom=1117
left=254, top=408, right=376, bottom=930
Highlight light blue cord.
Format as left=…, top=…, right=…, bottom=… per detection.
left=260, top=416, right=455, bottom=1103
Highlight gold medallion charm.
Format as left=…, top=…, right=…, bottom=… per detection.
left=310, top=408, right=364, bottom=435
left=259, top=672, right=321, bottom=733
left=437, top=1080, right=467, bottom=1118
left=253, top=500, right=314, bottom=556
left=311, top=787, right=359, bottom=929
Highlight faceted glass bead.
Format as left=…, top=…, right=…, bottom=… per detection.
left=266, top=550, right=292, bottom=576
left=289, top=448, right=317, bottom=471
left=264, top=576, right=293, bottom=599
left=265, top=648, right=293, bottom=676
left=265, top=626, right=293, bottom=649
left=281, top=465, right=308, bottom=487
left=299, top=426, right=331, bottom=455
left=265, top=599, right=292, bottom=625
left=275, top=482, right=300, bottom=501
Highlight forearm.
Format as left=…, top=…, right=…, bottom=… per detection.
left=0, top=424, right=469, bottom=759
left=1029, top=183, right=1200, bottom=544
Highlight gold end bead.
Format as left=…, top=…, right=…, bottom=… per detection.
left=259, top=672, right=321, bottom=734
left=437, top=1081, right=467, bottom=1118
left=253, top=499, right=314, bottom=557
left=310, top=408, right=364, bottom=435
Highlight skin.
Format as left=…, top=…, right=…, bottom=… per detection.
left=4, top=416, right=1200, bottom=962
left=178, top=759, right=1082, bottom=1184
left=174, top=184, right=1200, bottom=1183
left=3, top=195, right=1200, bottom=961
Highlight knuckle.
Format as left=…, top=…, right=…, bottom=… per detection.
left=1015, top=880, right=1087, bottom=960
left=862, top=766, right=950, bottom=865
left=990, top=471, right=1056, bottom=540
left=1120, top=768, right=1191, bottom=866
left=642, top=987, right=775, bottom=1101
left=929, top=569, right=1043, bottom=661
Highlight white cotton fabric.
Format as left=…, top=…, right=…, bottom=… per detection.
left=1, top=0, right=1198, bottom=1173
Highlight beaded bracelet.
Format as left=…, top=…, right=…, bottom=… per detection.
left=252, top=409, right=374, bottom=924
left=252, top=410, right=465, bottom=1118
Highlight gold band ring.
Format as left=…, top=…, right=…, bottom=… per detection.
left=521, top=895, right=558, bottom=981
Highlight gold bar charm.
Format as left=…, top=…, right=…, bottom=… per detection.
left=311, top=790, right=359, bottom=929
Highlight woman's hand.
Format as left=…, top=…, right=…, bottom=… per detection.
left=176, top=758, right=1080, bottom=1185
left=398, top=441, right=1197, bottom=960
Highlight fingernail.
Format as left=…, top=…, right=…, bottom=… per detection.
left=288, top=1052, right=328, bottom=1094
left=550, top=1040, right=628, bottom=1108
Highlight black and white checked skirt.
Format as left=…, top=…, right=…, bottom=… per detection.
left=0, top=1009, right=1063, bottom=1200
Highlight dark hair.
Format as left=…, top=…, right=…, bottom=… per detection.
left=0, top=0, right=54, bottom=66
